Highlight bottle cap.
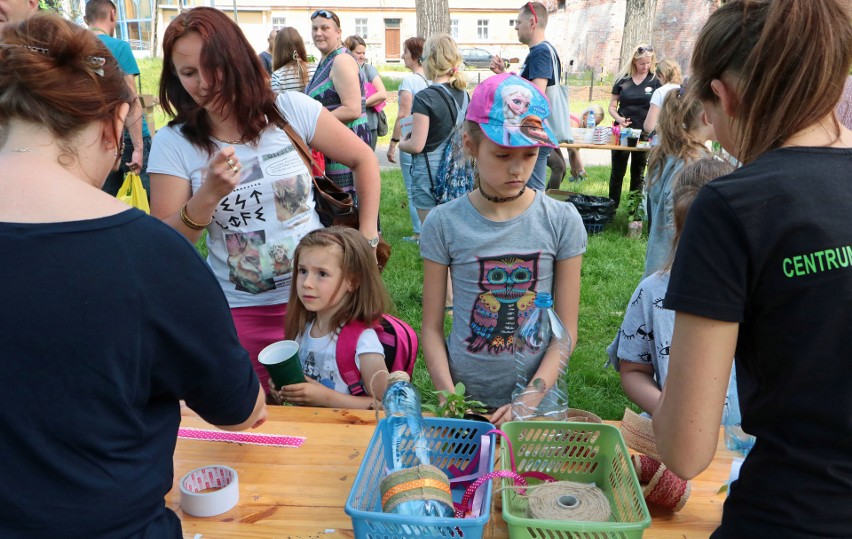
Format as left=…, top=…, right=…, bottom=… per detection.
left=387, top=371, right=411, bottom=385
left=534, top=292, right=553, bottom=308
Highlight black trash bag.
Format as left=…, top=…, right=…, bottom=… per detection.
left=548, top=191, right=617, bottom=224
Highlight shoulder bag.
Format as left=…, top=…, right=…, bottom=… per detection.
left=275, top=116, right=391, bottom=271
left=543, top=42, right=574, bottom=144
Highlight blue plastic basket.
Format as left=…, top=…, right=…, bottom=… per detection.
left=345, top=417, right=495, bottom=538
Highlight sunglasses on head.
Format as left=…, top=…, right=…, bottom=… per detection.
left=636, top=45, right=654, bottom=55
left=526, top=2, right=538, bottom=24
left=311, top=10, right=336, bottom=20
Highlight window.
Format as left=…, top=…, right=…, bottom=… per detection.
left=272, top=17, right=286, bottom=30
left=451, top=19, right=459, bottom=39
left=477, top=19, right=489, bottom=40
left=355, top=18, right=368, bottom=38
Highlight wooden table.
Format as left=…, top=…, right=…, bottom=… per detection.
left=561, top=142, right=650, bottom=152
left=169, top=406, right=735, bottom=538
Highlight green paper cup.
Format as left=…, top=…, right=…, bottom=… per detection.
left=258, top=340, right=304, bottom=388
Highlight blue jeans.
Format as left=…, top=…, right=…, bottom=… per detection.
left=400, top=151, right=421, bottom=235
left=528, top=146, right=552, bottom=191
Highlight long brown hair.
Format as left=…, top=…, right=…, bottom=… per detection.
left=272, top=27, right=310, bottom=87
left=662, top=157, right=735, bottom=271
left=646, top=84, right=709, bottom=186
left=159, top=7, right=282, bottom=155
left=285, top=227, right=391, bottom=339
left=690, top=0, right=852, bottom=164
left=0, top=14, right=132, bottom=155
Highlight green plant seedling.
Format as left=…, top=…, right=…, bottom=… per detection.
left=423, top=382, right=487, bottom=419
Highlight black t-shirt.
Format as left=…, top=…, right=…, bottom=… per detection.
left=411, top=83, right=469, bottom=152
left=665, top=147, right=852, bottom=538
left=611, top=73, right=660, bottom=130
left=0, top=210, right=259, bottom=538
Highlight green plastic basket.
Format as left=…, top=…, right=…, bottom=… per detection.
left=500, top=421, right=651, bottom=539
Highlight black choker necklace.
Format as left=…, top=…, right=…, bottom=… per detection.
left=478, top=181, right=527, bottom=203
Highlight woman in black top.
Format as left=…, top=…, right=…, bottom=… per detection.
left=654, top=1, right=852, bottom=537
left=607, top=44, right=660, bottom=207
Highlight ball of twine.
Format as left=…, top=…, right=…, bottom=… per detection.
left=526, top=481, right=611, bottom=522
left=566, top=408, right=603, bottom=423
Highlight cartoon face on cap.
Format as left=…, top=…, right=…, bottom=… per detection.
left=465, top=73, right=557, bottom=149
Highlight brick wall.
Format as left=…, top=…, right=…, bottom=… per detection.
left=546, top=0, right=720, bottom=76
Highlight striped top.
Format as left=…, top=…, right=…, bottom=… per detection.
left=271, top=62, right=317, bottom=94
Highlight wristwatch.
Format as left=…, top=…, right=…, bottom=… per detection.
left=368, top=236, right=380, bottom=248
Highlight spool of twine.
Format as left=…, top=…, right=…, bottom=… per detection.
left=525, top=481, right=611, bottom=522
left=380, top=464, right=453, bottom=514
left=566, top=408, right=603, bottom=423
left=620, top=408, right=661, bottom=460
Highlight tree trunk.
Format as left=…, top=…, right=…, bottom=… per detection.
left=416, top=0, right=450, bottom=39
left=620, top=0, right=658, bottom=67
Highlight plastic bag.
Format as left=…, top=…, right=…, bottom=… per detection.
left=116, top=171, right=150, bottom=214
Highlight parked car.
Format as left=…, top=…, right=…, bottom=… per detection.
left=459, top=47, right=511, bottom=70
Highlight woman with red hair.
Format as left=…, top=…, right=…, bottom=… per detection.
left=148, top=7, right=380, bottom=397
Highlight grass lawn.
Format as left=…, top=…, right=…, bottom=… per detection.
left=139, top=58, right=644, bottom=420
left=379, top=167, right=646, bottom=420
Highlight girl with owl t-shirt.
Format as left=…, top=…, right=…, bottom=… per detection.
left=419, top=74, right=586, bottom=427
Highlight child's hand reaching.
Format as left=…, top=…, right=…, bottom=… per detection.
left=277, top=377, right=336, bottom=407
left=490, top=404, right=513, bottom=427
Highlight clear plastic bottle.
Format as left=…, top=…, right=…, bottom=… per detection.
left=382, top=372, right=454, bottom=517
left=586, top=108, right=597, bottom=129
left=584, top=109, right=596, bottom=143
left=723, top=367, right=756, bottom=455
left=512, top=292, right=571, bottom=420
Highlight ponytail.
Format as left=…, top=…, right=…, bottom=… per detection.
left=646, top=85, right=708, bottom=187
left=691, top=0, right=852, bottom=164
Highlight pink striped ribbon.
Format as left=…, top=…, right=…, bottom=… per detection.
left=178, top=427, right=305, bottom=448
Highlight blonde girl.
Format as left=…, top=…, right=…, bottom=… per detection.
left=654, top=1, right=852, bottom=536
left=398, top=33, right=468, bottom=222
left=608, top=157, right=734, bottom=415
left=643, top=83, right=714, bottom=275
left=420, top=74, right=586, bottom=427
left=271, top=227, right=391, bottom=409
left=607, top=43, right=660, bottom=206
left=644, top=58, right=683, bottom=133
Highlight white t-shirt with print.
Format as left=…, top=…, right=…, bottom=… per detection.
left=298, top=322, right=385, bottom=395
left=148, top=92, right=323, bottom=308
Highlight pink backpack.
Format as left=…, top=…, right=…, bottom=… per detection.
left=336, top=315, right=418, bottom=396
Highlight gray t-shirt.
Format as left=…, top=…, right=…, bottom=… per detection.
left=420, top=191, right=587, bottom=409
left=605, top=271, right=673, bottom=390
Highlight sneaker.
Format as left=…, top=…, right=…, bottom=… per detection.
left=402, top=236, right=420, bottom=244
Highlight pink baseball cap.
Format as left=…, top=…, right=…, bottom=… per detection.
left=465, top=73, right=557, bottom=149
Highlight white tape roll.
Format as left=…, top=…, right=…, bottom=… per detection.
left=179, top=465, right=239, bottom=517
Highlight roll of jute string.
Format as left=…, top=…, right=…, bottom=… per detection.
left=525, top=481, right=611, bottom=522
left=380, top=464, right=453, bottom=514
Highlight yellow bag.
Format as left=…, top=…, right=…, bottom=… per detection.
left=116, top=171, right=150, bottom=214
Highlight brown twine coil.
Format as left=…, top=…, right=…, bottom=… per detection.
left=620, top=408, right=661, bottom=460
left=524, top=481, right=611, bottom=522
left=566, top=408, right=603, bottom=423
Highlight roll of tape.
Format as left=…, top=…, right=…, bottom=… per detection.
left=180, top=465, right=239, bottom=517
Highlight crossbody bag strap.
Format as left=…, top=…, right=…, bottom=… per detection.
left=543, top=41, right=562, bottom=86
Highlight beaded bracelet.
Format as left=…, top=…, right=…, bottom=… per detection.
left=179, top=204, right=212, bottom=231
